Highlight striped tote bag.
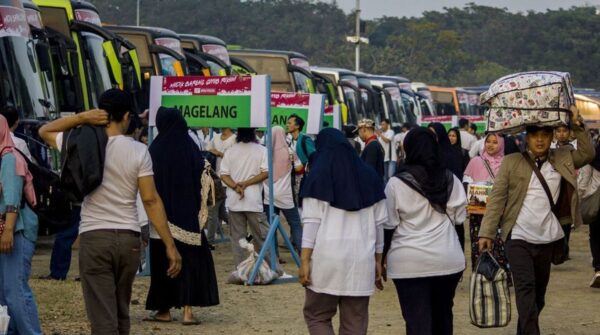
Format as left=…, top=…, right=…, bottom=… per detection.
left=469, top=251, right=511, bottom=328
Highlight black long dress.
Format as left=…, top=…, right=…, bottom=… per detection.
left=145, top=107, right=219, bottom=311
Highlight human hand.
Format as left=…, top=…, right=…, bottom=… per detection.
left=478, top=237, right=493, bottom=252
left=375, top=261, right=384, bottom=290
left=165, top=244, right=182, bottom=278
left=299, top=260, right=311, bottom=287
left=78, top=109, right=109, bottom=126
left=0, top=229, right=14, bottom=254
left=235, top=185, right=245, bottom=199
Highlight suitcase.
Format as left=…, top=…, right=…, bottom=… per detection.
left=481, top=71, right=574, bottom=133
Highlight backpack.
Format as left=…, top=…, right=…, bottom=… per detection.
left=1, top=148, right=71, bottom=227
left=60, top=125, right=108, bottom=202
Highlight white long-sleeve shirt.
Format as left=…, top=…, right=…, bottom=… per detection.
left=384, top=175, right=467, bottom=279
left=301, top=197, right=386, bottom=296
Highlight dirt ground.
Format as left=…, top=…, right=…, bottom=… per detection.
left=31, top=223, right=600, bottom=335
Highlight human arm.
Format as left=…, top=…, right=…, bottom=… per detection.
left=374, top=200, right=387, bottom=289
left=447, top=176, right=468, bottom=224
left=0, top=154, right=24, bottom=253
left=138, top=176, right=182, bottom=278
left=478, top=157, right=512, bottom=251
left=38, top=109, right=109, bottom=149
left=570, top=106, right=596, bottom=169
left=298, top=198, right=322, bottom=287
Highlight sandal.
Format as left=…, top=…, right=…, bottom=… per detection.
left=143, top=314, right=175, bottom=323
left=182, top=319, right=202, bottom=326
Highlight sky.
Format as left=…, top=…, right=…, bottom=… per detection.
left=333, top=0, right=600, bottom=19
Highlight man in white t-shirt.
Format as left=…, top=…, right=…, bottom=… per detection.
left=377, top=119, right=396, bottom=181
left=459, top=118, right=477, bottom=153
left=39, top=89, right=182, bottom=335
left=207, top=127, right=236, bottom=173
left=219, top=128, right=272, bottom=267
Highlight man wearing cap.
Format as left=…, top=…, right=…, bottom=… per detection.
left=478, top=106, right=594, bottom=335
left=356, top=119, right=384, bottom=179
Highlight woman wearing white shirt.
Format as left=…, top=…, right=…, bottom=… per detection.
left=384, top=127, right=467, bottom=335
left=299, top=128, right=387, bottom=335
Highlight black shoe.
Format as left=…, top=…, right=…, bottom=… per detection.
left=208, top=244, right=216, bottom=251
left=38, top=274, right=62, bottom=281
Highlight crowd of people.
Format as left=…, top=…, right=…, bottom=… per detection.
left=0, top=88, right=599, bottom=335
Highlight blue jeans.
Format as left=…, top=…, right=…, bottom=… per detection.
left=264, top=205, right=303, bottom=253
left=50, top=206, right=81, bottom=279
left=0, top=232, right=42, bottom=335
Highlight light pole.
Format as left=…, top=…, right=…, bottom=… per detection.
left=355, top=0, right=360, bottom=72
left=345, top=0, right=368, bottom=72
left=136, top=0, right=140, bottom=26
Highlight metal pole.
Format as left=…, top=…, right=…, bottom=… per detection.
left=136, top=0, right=140, bottom=26
left=355, top=0, right=360, bottom=72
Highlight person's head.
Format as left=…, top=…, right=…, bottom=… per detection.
left=343, top=124, right=357, bottom=139
left=201, top=127, right=209, bottom=135
left=554, top=125, right=571, bottom=144
left=221, top=127, right=233, bottom=135
left=0, top=115, right=13, bottom=144
left=355, top=118, right=375, bottom=142
left=484, top=133, right=503, bottom=156
left=469, top=123, right=477, bottom=135
left=427, top=123, right=451, bottom=147
left=403, top=127, right=442, bottom=170
left=256, top=130, right=265, bottom=139
left=155, top=107, right=187, bottom=135
left=236, top=128, right=258, bottom=143
left=1, top=106, right=19, bottom=131
left=99, top=88, right=133, bottom=135
left=526, top=126, right=554, bottom=158
left=401, top=123, right=411, bottom=133
left=380, top=119, right=390, bottom=131
left=459, top=118, right=469, bottom=130
left=287, top=114, right=305, bottom=134
left=140, top=127, right=149, bottom=145
left=448, top=128, right=460, bottom=146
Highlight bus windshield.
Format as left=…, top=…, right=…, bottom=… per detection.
left=0, top=36, right=49, bottom=119
left=80, top=32, right=113, bottom=107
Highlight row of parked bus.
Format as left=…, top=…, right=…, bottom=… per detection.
left=3, top=0, right=491, bottom=164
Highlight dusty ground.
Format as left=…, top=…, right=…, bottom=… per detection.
left=31, top=224, right=600, bottom=335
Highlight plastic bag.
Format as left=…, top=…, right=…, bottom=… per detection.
left=228, top=239, right=278, bottom=285
left=0, top=305, right=10, bottom=335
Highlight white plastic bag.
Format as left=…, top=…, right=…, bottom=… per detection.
left=0, top=305, right=10, bottom=335
left=228, top=239, right=278, bottom=285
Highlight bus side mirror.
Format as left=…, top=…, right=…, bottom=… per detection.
left=35, top=42, right=52, bottom=73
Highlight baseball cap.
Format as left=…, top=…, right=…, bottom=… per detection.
left=353, top=118, right=375, bottom=133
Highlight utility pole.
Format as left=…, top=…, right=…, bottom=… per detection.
left=355, top=0, right=360, bottom=72
left=346, top=0, right=368, bottom=72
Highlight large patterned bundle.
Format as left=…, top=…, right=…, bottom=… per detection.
left=481, top=71, right=574, bottom=133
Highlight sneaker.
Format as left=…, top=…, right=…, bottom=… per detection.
left=590, top=272, right=600, bottom=288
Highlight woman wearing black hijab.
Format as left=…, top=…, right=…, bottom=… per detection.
left=145, top=107, right=219, bottom=325
left=428, top=123, right=468, bottom=180
left=298, top=128, right=387, bottom=335
left=384, top=127, right=467, bottom=335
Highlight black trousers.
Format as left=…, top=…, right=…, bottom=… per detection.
left=505, top=239, right=554, bottom=335
left=591, top=217, right=600, bottom=272
left=392, top=272, right=462, bottom=335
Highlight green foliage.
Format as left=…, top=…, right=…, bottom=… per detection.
left=93, top=0, right=600, bottom=88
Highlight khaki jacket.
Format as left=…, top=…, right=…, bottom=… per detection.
left=479, top=124, right=595, bottom=241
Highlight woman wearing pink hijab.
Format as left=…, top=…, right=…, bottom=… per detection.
left=263, top=126, right=303, bottom=253
left=463, top=133, right=510, bottom=275
left=0, top=114, right=42, bottom=334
